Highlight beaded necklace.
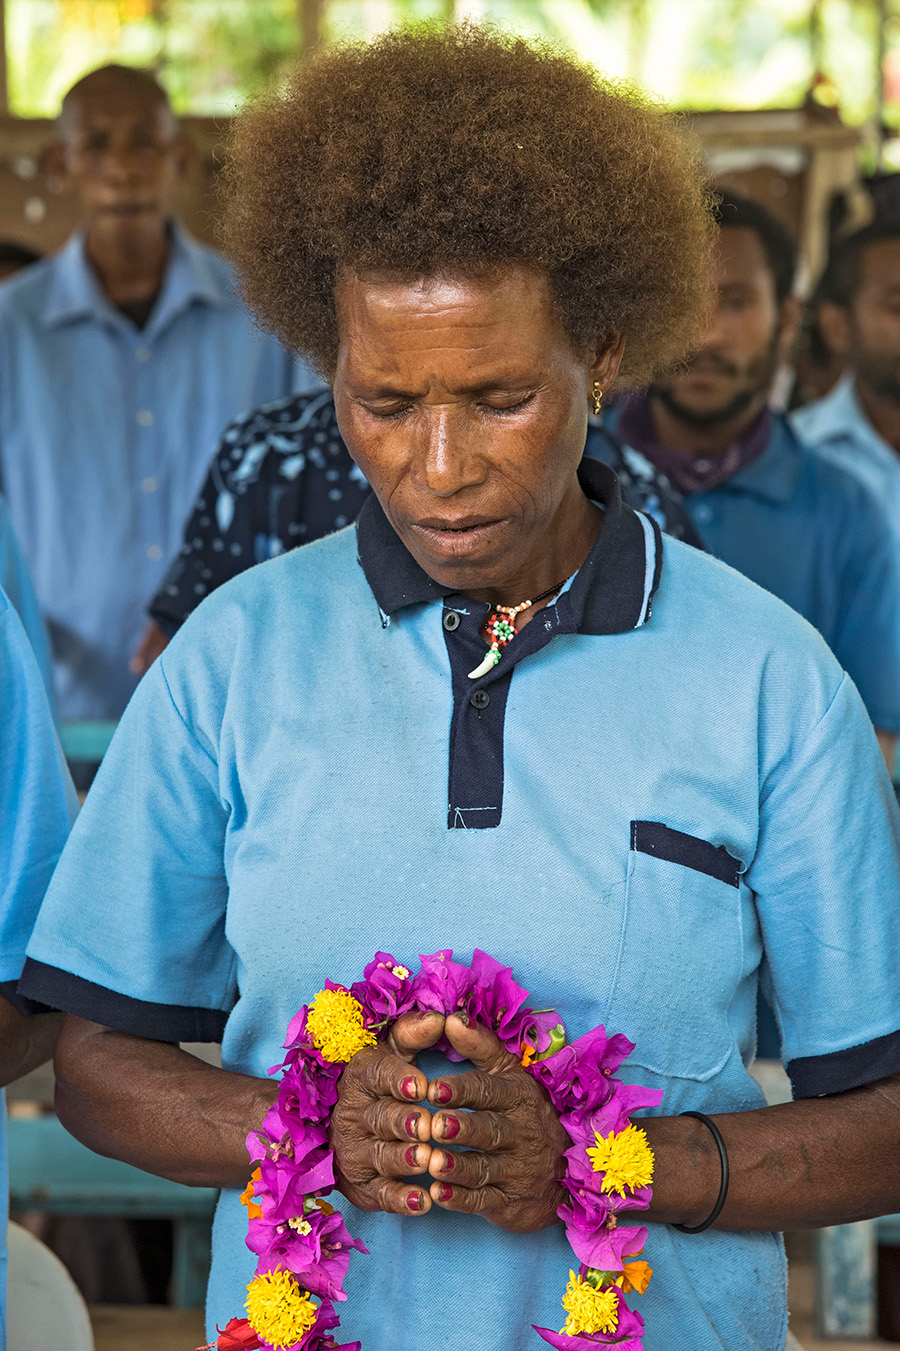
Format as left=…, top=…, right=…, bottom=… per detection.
left=467, top=577, right=567, bottom=679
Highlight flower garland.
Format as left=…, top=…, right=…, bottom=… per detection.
left=202, top=949, right=663, bottom=1351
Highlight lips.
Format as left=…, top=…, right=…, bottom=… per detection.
left=408, top=515, right=505, bottom=561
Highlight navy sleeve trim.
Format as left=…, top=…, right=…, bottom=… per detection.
left=788, top=1027, right=900, bottom=1098
left=0, top=978, right=54, bottom=1016
left=18, top=960, right=228, bottom=1043
left=630, top=820, right=741, bottom=887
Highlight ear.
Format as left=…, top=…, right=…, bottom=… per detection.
left=776, top=294, right=802, bottom=362
left=816, top=300, right=852, bottom=359
left=588, top=333, right=626, bottom=395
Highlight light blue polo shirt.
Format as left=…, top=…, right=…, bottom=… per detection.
left=0, top=492, right=54, bottom=712
left=595, top=410, right=900, bottom=734
left=0, top=592, right=77, bottom=1351
left=792, top=374, right=900, bottom=533
left=0, top=226, right=301, bottom=721
left=21, top=460, right=900, bottom=1351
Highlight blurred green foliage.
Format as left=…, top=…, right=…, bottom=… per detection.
left=4, top=0, right=900, bottom=127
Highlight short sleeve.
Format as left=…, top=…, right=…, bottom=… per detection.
left=0, top=596, right=75, bottom=990
left=20, top=654, right=234, bottom=1041
left=829, top=487, right=900, bottom=734
left=749, top=671, right=900, bottom=1096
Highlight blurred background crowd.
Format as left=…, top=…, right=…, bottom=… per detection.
left=4, top=2, right=900, bottom=1349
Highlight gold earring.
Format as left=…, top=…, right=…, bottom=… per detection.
left=591, top=381, right=603, bottom=417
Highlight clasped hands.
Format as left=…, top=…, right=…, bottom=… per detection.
left=330, top=1010, right=568, bottom=1233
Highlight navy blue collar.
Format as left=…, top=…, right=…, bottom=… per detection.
left=355, top=457, right=662, bottom=636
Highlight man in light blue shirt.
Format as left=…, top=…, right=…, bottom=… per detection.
left=0, top=594, right=76, bottom=1351
left=597, top=191, right=900, bottom=762
left=0, top=65, right=299, bottom=721
left=793, top=220, right=900, bottom=535
left=0, top=493, right=54, bottom=709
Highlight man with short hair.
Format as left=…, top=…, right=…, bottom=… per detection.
left=0, top=65, right=303, bottom=722
left=793, top=219, right=900, bottom=530
left=590, top=189, right=900, bottom=765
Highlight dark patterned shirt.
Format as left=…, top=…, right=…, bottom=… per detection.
left=150, top=391, right=701, bottom=633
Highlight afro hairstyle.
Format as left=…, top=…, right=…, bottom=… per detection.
left=221, top=23, right=715, bottom=387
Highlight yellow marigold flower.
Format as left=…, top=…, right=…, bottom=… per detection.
left=618, top=1259, right=653, bottom=1295
left=245, top=1269, right=317, bottom=1350
left=560, top=1270, right=620, bottom=1336
left=586, top=1124, right=655, bottom=1196
left=307, top=988, right=377, bottom=1063
left=239, top=1168, right=263, bottom=1219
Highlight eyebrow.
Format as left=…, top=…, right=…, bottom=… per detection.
left=353, top=377, right=539, bottom=399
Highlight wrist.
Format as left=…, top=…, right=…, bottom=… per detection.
left=639, top=1114, right=722, bottom=1228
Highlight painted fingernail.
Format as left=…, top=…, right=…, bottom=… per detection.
left=405, top=1113, right=419, bottom=1137
left=456, top=1012, right=470, bottom=1027
left=441, top=1115, right=460, bottom=1140
left=407, top=1190, right=422, bottom=1212
left=438, top=1184, right=453, bottom=1202
left=405, top=1145, right=419, bottom=1168
left=441, top=1151, right=454, bottom=1172
left=434, top=1081, right=452, bottom=1105
left=417, top=1011, right=432, bottom=1019
left=401, top=1077, right=418, bottom=1100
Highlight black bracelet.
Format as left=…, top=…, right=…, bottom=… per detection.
left=672, top=1111, right=729, bottom=1234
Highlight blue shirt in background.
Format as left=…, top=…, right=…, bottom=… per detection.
left=0, top=593, right=76, bottom=1351
left=598, top=406, right=900, bottom=734
left=0, top=492, right=54, bottom=711
left=21, top=460, right=900, bottom=1351
left=792, top=374, right=900, bottom=533
left=0, top=226, right=302, bottom=721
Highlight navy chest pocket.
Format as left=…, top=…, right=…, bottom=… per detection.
left=604, top=821, right=744, bottom=1083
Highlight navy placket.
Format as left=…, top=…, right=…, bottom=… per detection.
left=442, top=591, right=577, bottom=829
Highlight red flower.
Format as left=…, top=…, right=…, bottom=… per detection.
left=196, top=1317, right=262, bottom=1350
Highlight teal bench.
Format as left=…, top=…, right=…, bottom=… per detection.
left=59, top=722, right=118, bottom=764
left=7, top=1114, right=216, bottom=1308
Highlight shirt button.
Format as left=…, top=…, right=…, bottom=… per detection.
left=136, top=347, right=151, bottom=362
left=141, top=476, right=158, bottom=493
left=137, top=410, right=154, bottom=427
left=146, top=544, right=163, bottom=560
left=470, top=689, right=490, bottom=709
left=443, top=610, right=461, bottom=631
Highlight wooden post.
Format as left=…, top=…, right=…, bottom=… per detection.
left=298, top=0, right=325, bottom=55
left=0, top=0, right=9, bottom=118
left=814, top=1220, right=877, bottom=1339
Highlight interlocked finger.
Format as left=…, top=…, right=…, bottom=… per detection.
left=370, top=1138, right=432, bottom=1179
left=361, top=1176, right=433, bottom=1216
left=365, top=1097, right=433, bottom=1143
left=428, top=1179, right=507, bottom=1216
left=431, top=1107, right=518, bottom=1151
left=428, top=1069, right=524, bottom=1112
left=428, top=1144, right=514, bottom=1190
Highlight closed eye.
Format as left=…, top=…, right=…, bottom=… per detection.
left=478, top=393, right=536, bottom=415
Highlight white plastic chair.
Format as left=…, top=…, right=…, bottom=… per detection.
left=6, top=1220, right=93, bottom=1351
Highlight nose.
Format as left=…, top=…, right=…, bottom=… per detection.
left=101, top=141, right=145, bottom=185
left=413, top=405, right=487, bottom=497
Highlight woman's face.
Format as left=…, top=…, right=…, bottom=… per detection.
left=332, top=265, right=621, bottom=602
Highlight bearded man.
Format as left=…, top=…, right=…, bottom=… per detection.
left=591, top=189, right=900, bottom=767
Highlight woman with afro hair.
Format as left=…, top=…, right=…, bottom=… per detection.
left=20, top=23, right=900, bottom=1351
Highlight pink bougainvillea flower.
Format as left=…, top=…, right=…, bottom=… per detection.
left=350, top=953, right=417, bottom=1025
left=563, top=1216, right=649, bottom=1272
left=466, top=949, right=530, bottom=1038
left=249, top=1208, right=368, bottom=1302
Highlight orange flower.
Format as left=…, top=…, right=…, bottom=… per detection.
left=240, top=1168, right=263, bottom=1219
left=618, top=1259, right=653, bottom=1295
left=520, top=1043, right=536, bottom=1067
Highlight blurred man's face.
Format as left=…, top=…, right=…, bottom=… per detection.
left=652, top=226, right=781, bottom=428
left=845, top=240, right=900, bottom=403
left=61, top=83, right=185, bottom=247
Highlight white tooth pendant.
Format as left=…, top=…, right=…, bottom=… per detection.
left=468, top=648, right=501, bottom=680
